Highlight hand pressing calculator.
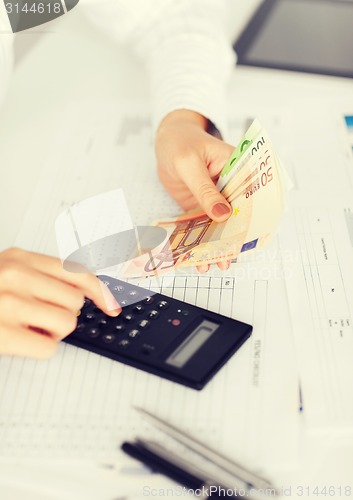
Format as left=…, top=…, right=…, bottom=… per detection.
left=64, top=275, right=252, bottom=390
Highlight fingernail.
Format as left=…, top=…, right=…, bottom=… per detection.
left=108, top=308, right=122, bottom=317
left=212, top=203, right=231, bottom=218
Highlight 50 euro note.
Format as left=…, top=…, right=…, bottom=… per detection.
left=122, top=121, right=285, bottom=278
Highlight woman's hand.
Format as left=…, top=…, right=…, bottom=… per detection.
left=156, top=110, right=234, bottom=218
left=0, top=248, right=121, bottom=359
left=155, top=109, right=234, bottom=272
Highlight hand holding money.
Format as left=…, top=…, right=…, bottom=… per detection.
left=126, top=119, right=285, bottom=277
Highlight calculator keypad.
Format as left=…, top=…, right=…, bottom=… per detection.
left=73, top=280, right=173, bottom=354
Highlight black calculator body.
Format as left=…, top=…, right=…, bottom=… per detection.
left=64, top=275, right=252, bottom=390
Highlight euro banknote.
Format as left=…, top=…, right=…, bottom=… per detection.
left=122, top=120, right=285, bottom=278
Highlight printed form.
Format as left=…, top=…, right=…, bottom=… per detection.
left=275, top=103, right=353, bottom=434
left=280, top=192, right=353, bottom=432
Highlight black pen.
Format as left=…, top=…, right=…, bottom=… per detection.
left=122, top=439, right=239, bottom=499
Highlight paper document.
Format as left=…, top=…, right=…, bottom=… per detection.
left=279, top=191, right=353, bottom=432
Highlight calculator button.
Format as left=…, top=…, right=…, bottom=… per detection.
left=128, top=290, right=139, bottom=297
left=114, top=324, right=125, bottom=333
left=141, top=344, right=155, bottom=355
left=102, top=333, right=115, bottom=344
left=133, top=304, right=144, bottom=314
left=120, top=299, right=129, bottom=307
left=147, top=310, right=159, bottom=320
left=117, top=339, right=130, bottom=349
left=113, top=285, right=125, bottom=293
left=122, top=313, right=134, bottom=323
left=98, top=318, right=109, bottom=327
left=76, top=323, right=85, bottom=333
left=143, top=296, right=154, bottom=304
left=171, top=319, right=181, bottom=327
left=83, top=299, right=91, bottom=307
left=157, top=300, right=169, bottom=310
left=128, top=329, right=140, bottom=338
left=85, top=312, right=96, bottom=321
left=88, top=327, right=100, bottom=338
left=138, top=319, right=150, bottom=329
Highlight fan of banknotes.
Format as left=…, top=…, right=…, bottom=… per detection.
left=123, top=119, right=286, bottom=278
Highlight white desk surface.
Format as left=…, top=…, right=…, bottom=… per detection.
left=0, top=3, right=353, bottom=498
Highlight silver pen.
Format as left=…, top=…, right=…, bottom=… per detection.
left=134, top=407, right=277, bottom=494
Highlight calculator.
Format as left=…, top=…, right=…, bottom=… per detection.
left=64, top=275, right=252, bottom=390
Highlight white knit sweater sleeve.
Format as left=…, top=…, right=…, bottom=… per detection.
left=81, top=0, right=235, bottom=137
left=129, top=0, right=236, bottom=136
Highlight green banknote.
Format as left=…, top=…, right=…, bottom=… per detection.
left=217, top=119, right=263, bottom=192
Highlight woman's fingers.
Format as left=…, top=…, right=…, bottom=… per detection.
left=196, top=263, right=210, bottom=273
left=0, top=292, right=77, bottom=340
left=0, top=247, right=122, bottom=359
left=217, top=260, right=231, bottom=271
left=196, top=259, right=231, bottom=273
left=174, top=155, right=231, bottom=222
left=1, top=248, right=121, bottom=316
left=0, top=262, right=84, bottom=313
left=0, top=325, right=57, bottom=359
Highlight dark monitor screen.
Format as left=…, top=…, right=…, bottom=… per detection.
left=234, top=0, right=353, bottom=78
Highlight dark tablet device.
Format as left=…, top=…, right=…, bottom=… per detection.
left=234, top=0, right=353, bottom=79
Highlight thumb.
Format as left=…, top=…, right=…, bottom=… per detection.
left=181, top=158, right=232, bottom=222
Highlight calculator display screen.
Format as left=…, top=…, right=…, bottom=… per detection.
left=165, top=320, right=219, bottom=368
